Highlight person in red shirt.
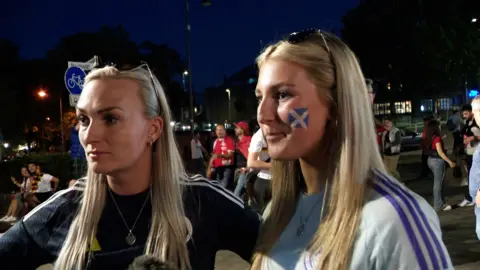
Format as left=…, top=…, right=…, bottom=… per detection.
left=209, top=124, right=236, bottom=190
left=233, top=121, right=252, bottom=197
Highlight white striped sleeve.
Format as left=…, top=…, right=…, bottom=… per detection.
left=350, top=173, right=454, bottom=270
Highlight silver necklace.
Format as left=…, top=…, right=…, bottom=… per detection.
left=296, top=195, right=324, bottom=237
left=108, top=188, right=151, bottom=246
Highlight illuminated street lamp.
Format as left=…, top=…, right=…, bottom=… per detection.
left=226, top=89, right=231, bottom=122
left=184, top=0, right=212, bottom=134
left=38, top=90, right=47, bottom=98
left=472, top=18, right=477, bottom=23
left=37, top=89, right=65, bottom=153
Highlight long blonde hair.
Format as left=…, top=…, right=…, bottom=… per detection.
left=55, top=65, right=190, bottom=269
left=251, top=32, right=386, bottom=270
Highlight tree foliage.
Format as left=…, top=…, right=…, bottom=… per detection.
left=0, top=26, right=187, bottom=142
left=342, top=0, right=480, bottom=98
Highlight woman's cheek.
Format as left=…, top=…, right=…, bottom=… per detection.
left=277, top=106, right=291, bottom=125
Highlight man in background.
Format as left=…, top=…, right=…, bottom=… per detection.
left=459, top=104, right=480, bottom=207
left=209, top=125, right=235, bottom=189
left=382, top=117, right=402, bottom=180
left=366, top=78, right=385, bottom=154
left=233, top=121, right=252, bottom=198
left=191, top=130, right=208, bottom=176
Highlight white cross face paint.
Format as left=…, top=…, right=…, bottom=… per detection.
left=288, top=108, right=309, bottom=129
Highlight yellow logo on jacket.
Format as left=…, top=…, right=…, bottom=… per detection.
left=86, top=237, right=102, bottom=252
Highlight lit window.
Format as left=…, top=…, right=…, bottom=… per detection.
left=394, top=101, right=412, bottom=114
left=373, top=103, right=391, bottom=115
left=420, top=99, right=433, bottom=112
left=437, top=98, right=452, bottom=111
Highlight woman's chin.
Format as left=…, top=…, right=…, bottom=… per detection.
left=89, top=162, right=113, bottom=175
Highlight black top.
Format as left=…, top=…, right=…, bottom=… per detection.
left=463, top=118, right=479, bottom=137
left=235, top=151, right=247, bottom=168
left=0, top=175, right=260, bottom=270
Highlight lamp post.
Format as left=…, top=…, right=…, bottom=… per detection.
left=182, top=70, right=188, bottom=122
left=225, top=89, right=231, bottom=122
left=184, top=0, right=212, bottom=133
left=38, top=89, right=65, bottom=153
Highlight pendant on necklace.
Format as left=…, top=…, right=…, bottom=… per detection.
left=125, top=232, right=136, bottom=246
left=296, top=223, right=305, bottom=237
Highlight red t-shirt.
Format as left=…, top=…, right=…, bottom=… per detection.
left=376, top=126, right=386, bottom=145
left=431, top=136, right=442, bottom=150
left=212, top=136, right=235, bottom=168
left=237, top=135, right=252, bottom=160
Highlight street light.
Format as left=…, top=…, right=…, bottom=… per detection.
left=472, top=18, right=478, bottom=23
left=225, top=89, right=231, bottom=122
left=37, top=89, right=65, bottom=153
left=184, top=0, right=212, bottom=134
left=38, top=90, right=47, bottom=98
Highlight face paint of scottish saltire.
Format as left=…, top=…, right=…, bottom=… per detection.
left=288, top=108, right=309, bottom=129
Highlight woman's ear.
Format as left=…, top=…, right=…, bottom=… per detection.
left=149, top=116, right=163, bottom=142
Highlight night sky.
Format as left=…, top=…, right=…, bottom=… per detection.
left=1, top=0, right=359, bottom=93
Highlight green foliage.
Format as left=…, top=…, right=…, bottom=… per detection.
left=0, top=26, right=187, bottom=140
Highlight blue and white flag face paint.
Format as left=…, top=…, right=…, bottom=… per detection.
left=288, top=108, right=309, bottom=129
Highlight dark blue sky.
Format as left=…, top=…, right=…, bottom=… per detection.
left=1, top=0, right=359, bottom=93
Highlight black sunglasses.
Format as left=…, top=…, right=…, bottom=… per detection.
left=94, top=60, right=163, bottom=115
left=286, top=29, right=336, bottom=90
left=286, top=28, right=331, bottom=53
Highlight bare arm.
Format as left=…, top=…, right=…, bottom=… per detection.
left=435, top=142, right=454, bottom=165
left=10, top=177, right=22, bottom=188
left=219, top=151, right=234, bottom=159
left=247, top=152, right=271, bottom=170
left=51, top=177, right=59, bottom=192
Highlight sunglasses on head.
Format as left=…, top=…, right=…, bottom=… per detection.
left=285, top=28, right=330, bottom=53
left=95, top=60, right=163, bottom=115
left=286, top=29, right=337, bottom=90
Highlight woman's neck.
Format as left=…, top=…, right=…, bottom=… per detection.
left=107, top=152, right=152, bottom=195
left=299, top=157, right=328, bottom=195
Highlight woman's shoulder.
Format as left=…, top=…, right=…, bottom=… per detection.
left=350, top=171, right=452, bottom=269
left=180, top=174, right=244, bottom=209
left=363, top=171, right=438, bottom=231
left=22, top=178, right=84, bottom=227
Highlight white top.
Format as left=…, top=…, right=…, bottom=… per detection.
left=465, top=119, right=480, bottom=155
left=36, top=173, right=54, bottom=193
left=249, top=129, right=271, bottom=180
left=261, top=171, right=453, bottom=270
left=191, top=139, right=203, bottom=159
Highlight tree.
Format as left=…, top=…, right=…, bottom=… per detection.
left=0, top=40, right=23, bottom=139
left=2, top=26, right=188, bottom=140
left=140, top=41, right=187, bottom=120
left=342, top=0, right=480, bottom=97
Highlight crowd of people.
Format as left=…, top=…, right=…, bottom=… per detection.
left=190, top=122, right=272, bottom=213
left=0, top=29, right=456, bottom=270
left=1, top=163, right=59, bottom=223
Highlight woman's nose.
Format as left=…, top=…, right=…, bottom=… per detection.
left=81, top=121, right=101, bottom=145
left=257, top=98, right=276, bottom=125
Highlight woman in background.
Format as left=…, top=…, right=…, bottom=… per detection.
left=0, top=166, right=31, bottom=222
